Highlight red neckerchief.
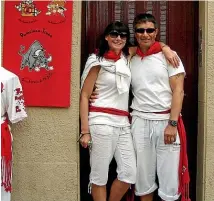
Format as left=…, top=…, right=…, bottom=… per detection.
left=1, top=119, right=12, bottom=192
left=103, top=50, right=122, bottom=62
left=136, top=41, right=162, bottom=59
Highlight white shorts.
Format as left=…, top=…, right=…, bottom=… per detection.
left=89, top=125, right=136, bottom=186
left=131, top=117, right=180, bottom=201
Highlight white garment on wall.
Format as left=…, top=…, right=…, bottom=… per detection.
left=1, top=67, right=27, bottom=201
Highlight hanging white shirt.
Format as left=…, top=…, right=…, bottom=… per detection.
left=1, top=67, right=27, bottom=124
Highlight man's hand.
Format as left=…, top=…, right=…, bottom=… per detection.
left=89, top=85, right=99, bottom=103
left=89, top=91, right=98, bottom=103
left=164, top=124, right=177, bottom=144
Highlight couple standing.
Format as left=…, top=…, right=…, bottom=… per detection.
left=80, top=13, right=190, bottom=201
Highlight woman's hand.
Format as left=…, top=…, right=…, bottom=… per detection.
left=79, top=133, right=92, bottom=148
left=162, top=45, right=180, bottom=68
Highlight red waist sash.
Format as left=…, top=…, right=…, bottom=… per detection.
left=1, top=120, right=12, bottom=192
left=89, top=105, right=131, bottom=122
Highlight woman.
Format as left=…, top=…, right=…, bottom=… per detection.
left=80, top=21, right=178, bottom=201
left=80, top=21, right=135, bottom=201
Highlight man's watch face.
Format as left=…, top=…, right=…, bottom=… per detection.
left=169, top=120, right=177, bottom=127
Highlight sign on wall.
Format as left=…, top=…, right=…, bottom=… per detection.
left=3, top=0, right=73, bottom=107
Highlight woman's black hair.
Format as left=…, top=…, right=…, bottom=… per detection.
left=97, top=21, right=131, bottom=58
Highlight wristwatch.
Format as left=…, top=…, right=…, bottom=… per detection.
left=168, top=120, right=178, bottom=127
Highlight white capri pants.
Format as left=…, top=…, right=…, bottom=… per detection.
left=89, top=125, right=136, bottom=186
left=131, top=117, right=180, bottom=201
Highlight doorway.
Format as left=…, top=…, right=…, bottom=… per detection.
left=80, top=1, right=199, bottom=201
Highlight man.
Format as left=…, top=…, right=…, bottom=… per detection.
left=130, top=13, right=190, bottom=201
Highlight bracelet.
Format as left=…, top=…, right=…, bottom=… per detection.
left=162, top=44, right=169, bottom=49
left=77, top=132, right=90, bottom=143
left=80, top=132, right=90, bottom=135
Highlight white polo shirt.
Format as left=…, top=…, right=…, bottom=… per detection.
left=130, top=52, right=185, bottom=120
left=82, top=54, right=131, bottom=127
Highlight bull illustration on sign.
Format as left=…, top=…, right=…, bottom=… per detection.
left=19, top=40, right=53, bottom=72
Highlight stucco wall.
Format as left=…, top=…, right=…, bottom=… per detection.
left=1, top=1, right=81, bottom=201
left=197, top=1, right=214, bottom=201
left=204, top=1, right=214, bottom=201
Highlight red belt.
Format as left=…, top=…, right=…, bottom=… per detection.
left=153, top=109, right=171, bottom=114
left=1, top=120, right=12, bottom=192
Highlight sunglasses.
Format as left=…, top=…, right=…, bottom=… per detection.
left=108, top=31, right=128, bottom=39
left=135, top=28, right=156, bottom=34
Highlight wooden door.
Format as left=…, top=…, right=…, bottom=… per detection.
left=80, top=1, right=198, bottom=201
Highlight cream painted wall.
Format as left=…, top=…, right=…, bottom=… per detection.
left=1, top=1, right=81, bottom=201
left=197, top=2, right=207, bottom=201
left=204, top=1, right=214, bottom=201
left=197, top=1, right=214, bottom=201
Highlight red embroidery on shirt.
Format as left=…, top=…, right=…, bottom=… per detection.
left=14, top=87, right=25, bottom=113
left=15, top=88, right=22, bottom=95
left=16, top=106, right=21, bottom=113
left=15, top=95, right=24, bottom=101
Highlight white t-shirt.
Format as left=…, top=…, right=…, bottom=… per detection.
left=1, top=67, right=27, bottom=124
left=130, top=52, right=185, bottom=120
left=82, top=54, right=131, bottom=127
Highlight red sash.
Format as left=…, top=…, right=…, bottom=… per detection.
left=177, top=116, right=191, bottom=201
left=89, top=105, right=129, bottom=116
left=89, top=105, right=130, bottom=122
left=1, top=120, right=12, bottom=192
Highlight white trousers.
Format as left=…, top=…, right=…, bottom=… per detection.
left=131, top=117, right=180, bottom=201
left=89, top=125, right=136, bottom=186
left=1, top=186, right=11, bottom=201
